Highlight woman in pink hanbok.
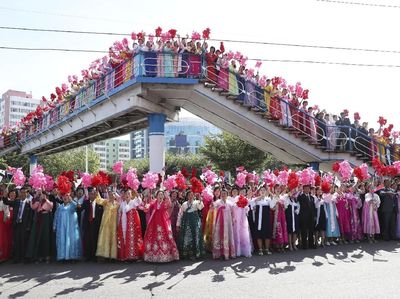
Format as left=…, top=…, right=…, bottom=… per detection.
left=335, top=188, right=351, bottom=243
left=307, top=107, right=318, bottom=143
left=156, top=40, right=164, bottom=77
left=279, top=89, right=293, bottom=128
left=212, top=189, right=236, bottom=260
left=362, top=185, right=380, bottom=243
left=217, top=54, right=229, bottom=91
left=271, top=186, right=288, bottom=252
left=345, top=188, right=363, bottom=242
left=232, top=189, right=252, bottom=257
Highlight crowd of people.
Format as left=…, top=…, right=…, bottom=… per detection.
left=1, top=27, right=399, bottom=168
left=0, top=161, right=399, bottom=264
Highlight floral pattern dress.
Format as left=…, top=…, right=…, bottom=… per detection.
left=143, top=200, right=179, bottom=263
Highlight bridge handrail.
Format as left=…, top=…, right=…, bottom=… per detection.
left=3, top=50, right=397, bottom=165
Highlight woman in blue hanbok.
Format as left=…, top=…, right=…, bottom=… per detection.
left=323, top=192, right=340, bottom=245
left=244, top=75, right=256, bottom=107
left=235, top=66, right=246, bottom=102
left=163, top=41, right=174, bottom=78
left=53, top=194, right=82, bottom=261
left=143, top=41, right=157, bottom=77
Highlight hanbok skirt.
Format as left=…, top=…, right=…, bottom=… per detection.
left=0, top=211, right=13, bottom=261
left=254, top=205, right=272, bottom=239
left=272, top=206, right=288, bottom=245
left=315, top=207, right=327, bottom=232
left=212, top=207, right=236, bottom=259
left=324, top=203, right=340, bottom=238
left=233, top=207, right=252, bottom=257
left=285, top=207, right=300, bottom=234
left=362, top=203, right=380, bottom=235
left=218, top=67, right=229, bottom=90
left=178, top=211, right=205, bottom=259
left=26, top=212, right=53, bottom=260
left=117, top=209, right=144, bottom=261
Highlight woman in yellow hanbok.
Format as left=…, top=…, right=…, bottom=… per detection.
left=376, top=135, right=387, bottom=164
left=203, top=187, right=220, bottom=251
left=95, top=191, right=120, bottom=260
left=264, top=80, right=272, bottom=112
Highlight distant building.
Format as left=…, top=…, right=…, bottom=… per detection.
left=130, top=117, right=221, bottom=159
left=0, top=90, right=40, bottom=127
left=90, top=139, right=130, bottom=170
left=131, top=129, right=149, bottom=159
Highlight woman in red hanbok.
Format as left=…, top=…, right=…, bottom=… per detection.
left=205, top=46, right=218, bottom=83
left=143, top=191, right=179, bottom=263
left=269, top=87, right=281, bottom=120
left=117, top=190, right=144, bottom=261
left=290, top=95, right=300, bottom=130
left=298, top=100, right=308, bottom=134
left=0, top=190, right=15, bottom=261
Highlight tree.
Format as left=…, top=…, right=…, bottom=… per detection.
left=124, top=153, right=210, bottom=176
left=164, top=153, right=209, bottom=175
left=124, top=157, right=149, bottom=176
left=39, top=148, right=100, bottom=177
left=200, top=132, right=284, bottom=174
left=1, top=152, right=30, bottom=174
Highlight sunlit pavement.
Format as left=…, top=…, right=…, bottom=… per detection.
left=1, top=241, right=400, bottom=299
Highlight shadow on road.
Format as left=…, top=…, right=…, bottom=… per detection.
left=1, top=241, right=399, bottom=298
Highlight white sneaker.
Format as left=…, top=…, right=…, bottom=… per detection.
left=331, top=241, right=337, bottom=246
left=325, top=241, right=331, bottom=246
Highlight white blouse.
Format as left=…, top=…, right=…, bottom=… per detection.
left=176, top=200, right=204, bottom=227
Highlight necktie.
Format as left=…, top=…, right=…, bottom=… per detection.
left=89, top=202, right=94, bottom=222
left=18, top=200, right=24, bottom=221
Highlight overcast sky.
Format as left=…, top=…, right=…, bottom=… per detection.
left=1, top=0, right=399, bottom=138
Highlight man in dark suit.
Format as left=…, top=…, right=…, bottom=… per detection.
left=356, top=122, right=370, bottom=157
left=79, top=187, right=103, bottom=261
left=298, top=185, right=316, bottom=249
left=336, top=111, right=351, bottom=151
left=376, top=179, right=397, bottom=241
left=2, top=187, right=34, bottom=262
left=316, top=112, right=326, bottom=148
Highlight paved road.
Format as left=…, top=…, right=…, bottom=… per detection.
left=1, top=241, right=400, bottom=299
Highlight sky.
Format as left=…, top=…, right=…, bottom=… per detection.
left=1, top=0, right=400, bottom=140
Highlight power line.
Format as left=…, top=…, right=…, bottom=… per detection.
left=2, top=25, right=400, bottom=55
left=316, top=0, right=400, bottom=8
left=1, top=46, right=400, bottom=68
left=0, top=46, right=105, bottom=53
left=260, top=58, right=400, bottom=68
left=0, top=26, right=125, bottom=36
left=0, top=6, right=135, bottom=24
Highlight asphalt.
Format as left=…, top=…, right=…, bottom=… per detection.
left=1, top=241, right=400, bottom=299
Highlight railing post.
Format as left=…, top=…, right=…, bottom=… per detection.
left=138, top=51, right=143, bottom=77
left=348, top=127, right=353, bottom=152
left=286, top=101, right=289, bottom=127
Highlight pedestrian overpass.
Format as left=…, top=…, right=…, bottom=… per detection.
left=0, top=52, right=381, bottom=173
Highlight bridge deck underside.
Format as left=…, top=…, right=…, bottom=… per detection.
left=26, top=110, right=148, bottom=156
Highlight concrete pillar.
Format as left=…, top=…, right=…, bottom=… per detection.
left=310, top=162, right=320, bottom=172
left=148, top=113, right=166, bottom=173
left=29, top=155, right=37, bottom=175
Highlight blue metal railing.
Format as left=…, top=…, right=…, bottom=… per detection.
left=2, top=50, right=397, bottom=165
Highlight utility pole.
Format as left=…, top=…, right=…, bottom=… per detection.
left=85, top=145, right=88, bottom=173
